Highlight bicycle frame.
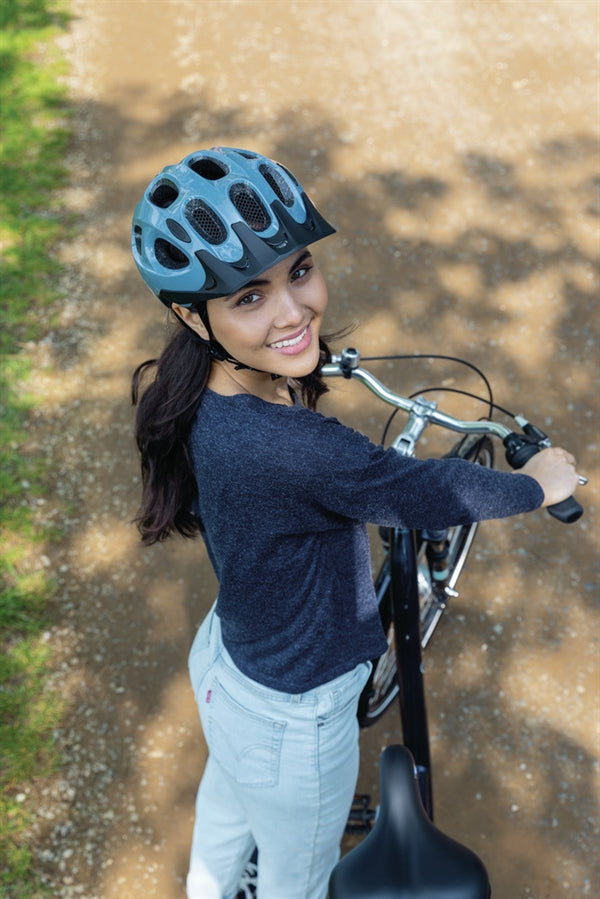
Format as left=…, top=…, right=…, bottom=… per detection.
left=388, top=525, right=434, bottom=816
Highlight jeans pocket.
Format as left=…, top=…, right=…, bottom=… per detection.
left=207, top=677, right=286, bottom=787
left=317, top=661, right=372, bottom=726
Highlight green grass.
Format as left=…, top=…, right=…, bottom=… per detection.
left=1, top=0, right=72, bottom=895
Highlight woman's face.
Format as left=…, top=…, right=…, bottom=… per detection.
left=177, top=248, right=328, bottom=380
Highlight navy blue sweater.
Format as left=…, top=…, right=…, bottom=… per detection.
left=190, top=390, right=543, bottom=692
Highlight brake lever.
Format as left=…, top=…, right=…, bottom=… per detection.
left=503, top=422, right=584, bottom=524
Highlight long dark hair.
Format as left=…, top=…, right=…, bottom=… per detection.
left=131, top=315, right=338, bottom=545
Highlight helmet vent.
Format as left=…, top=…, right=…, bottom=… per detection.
left=188, top=157, right=229, bottom=180
left=185, top=199, right=227, bottom=245
left=166, top=218, right=191, bottom=243
left=279, top=163, right=300, bottom=187
left=154, top=238, right=189, bottom=270
left=133, top=224, right=142, bottom=255
left=260, top=164, right=294, bottom=207
left=149, top=181, right=179, bottom=208
left=229, top=183, right=270, bottom=232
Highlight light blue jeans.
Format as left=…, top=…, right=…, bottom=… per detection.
left=186, top=604, right=371, bottom=899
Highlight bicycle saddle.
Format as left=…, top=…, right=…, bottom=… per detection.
left=329, top=745, right=491, bottom=899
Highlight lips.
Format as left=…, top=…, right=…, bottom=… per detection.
left=269, top=324, right=311, bottom=353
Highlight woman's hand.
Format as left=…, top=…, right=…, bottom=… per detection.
left=517, top=447, right=579, bottom=507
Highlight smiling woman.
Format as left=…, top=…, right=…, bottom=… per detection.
left=131, top=148, right=339, bottom=552
left=129, top=146, right=577, bottom=899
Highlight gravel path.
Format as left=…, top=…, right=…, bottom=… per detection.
left=23, top=2, right=599, bottom=896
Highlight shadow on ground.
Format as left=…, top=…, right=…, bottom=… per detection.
left=23, top=85, right=599, bottom=897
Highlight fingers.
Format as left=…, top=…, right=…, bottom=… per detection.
left=554, top=449, right=589, bottom=486
left=554, top=447, right=575, bottom=466
left=558, top=448, right=588, bottom=488
left=539, top=447, right=588, bottom=499
left=517, top=446, right=586, bottom=507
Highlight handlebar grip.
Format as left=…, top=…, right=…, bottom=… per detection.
left=546, top=496, right=583, bottom=524
left=504, top=433, right=583, bottom=525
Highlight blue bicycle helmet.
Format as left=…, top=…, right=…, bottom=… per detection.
left=131, top=147, right=336, bottom=307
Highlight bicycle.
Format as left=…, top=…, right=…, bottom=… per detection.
left=321, top=347, right=584, bottom=898
left=235, top=346, right=585, bottom=899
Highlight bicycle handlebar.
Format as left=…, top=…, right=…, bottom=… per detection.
left=322, top=348, right=584, bottom=524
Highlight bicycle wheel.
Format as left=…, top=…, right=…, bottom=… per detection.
left=236, top=849, right=258, bottom=899
left=358, top=435, right=494, bottom=727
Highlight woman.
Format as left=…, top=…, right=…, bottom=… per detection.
left=130, top=147, right=578, bottom=899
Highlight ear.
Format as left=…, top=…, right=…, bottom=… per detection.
left=172, top=304, right=210, bottom=341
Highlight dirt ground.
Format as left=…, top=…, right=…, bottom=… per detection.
left=22, top=1, right=598, bottom=896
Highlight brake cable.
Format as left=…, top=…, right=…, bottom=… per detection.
left=358, top=353, right=519, bottom=446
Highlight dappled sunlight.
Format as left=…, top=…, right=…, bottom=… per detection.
left=564, top=367, right=599, bottom=415
left=64, top=523, right=208, bottom=645
left=23, top=1, right=597, bottom=896
left=566, top=210, right=599, bottom=258
left=565, top=259, right=600, bottom=297
left=68, top=240, right=133, bottom=289
left=28, top=311, right=144, bottom=411
left=96, top=672, right=204, bottom=898
left=145, top=578, right=194, bottom=643
left=66, top=519, right=141, bottom=578
left=89, top=313, right=151, bottom=373
left=501, top=607, right=599, bottom=751
left=488, top=271, right=578, bottom=368
left=437, top=262, right=485, bottom=302
left=355, top=309, right=407, bottom=355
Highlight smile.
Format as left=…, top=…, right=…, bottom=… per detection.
left=269, top=325, right=309, bottom=350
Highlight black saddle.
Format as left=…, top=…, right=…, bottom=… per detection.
left=329, top=745, right=491, bottom=899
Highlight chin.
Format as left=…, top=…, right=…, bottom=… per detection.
left=283, top=354, right=320, bottom=379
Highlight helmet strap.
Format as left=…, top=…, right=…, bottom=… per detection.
left=195, top=306, right=280, bottom=379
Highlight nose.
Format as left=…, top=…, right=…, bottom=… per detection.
left=272, top=286, right=304, bottom=329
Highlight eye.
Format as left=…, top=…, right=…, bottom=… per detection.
left=236, top=291, right=262, bottom=307
left=291, top=262, right=313, bottom=283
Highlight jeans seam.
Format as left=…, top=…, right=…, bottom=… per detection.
left=303, top=712, right=322, bottom=898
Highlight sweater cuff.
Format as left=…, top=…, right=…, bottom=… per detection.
left=512, top=472, right=545, bottom=510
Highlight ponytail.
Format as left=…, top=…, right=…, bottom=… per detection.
left=131, top=321, right=210, bottom=545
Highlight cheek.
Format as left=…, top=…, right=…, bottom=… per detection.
left=210, top=310, right=265, bottom=351
left=314, top=274, right=329, bottom=314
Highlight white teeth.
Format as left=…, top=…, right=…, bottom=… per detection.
left=270, top=327, right=307, bottom=349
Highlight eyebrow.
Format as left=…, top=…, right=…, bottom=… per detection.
left=230, top=250, right=312, bottom=295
